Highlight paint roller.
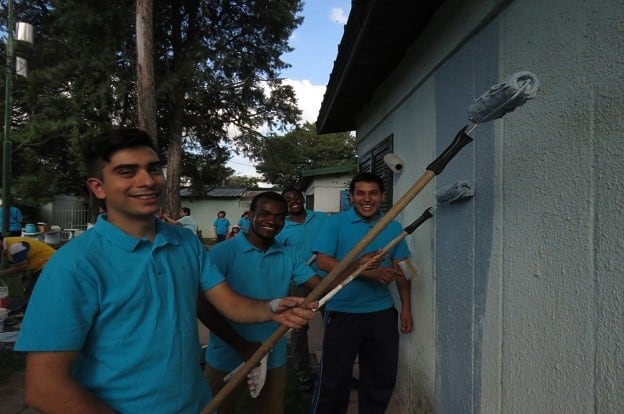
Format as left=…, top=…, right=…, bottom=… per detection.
left=221, top=182, right=476, bottom=397
left=201, top=71, right=539, bottom=413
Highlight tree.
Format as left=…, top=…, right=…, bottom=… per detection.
left=136, top=0, right=157, bottom=144
left=255, top=122, right=356, bottom=188
left=0, top=0, right=304, bottom=213
left=225, top=175, right=260, bottom=189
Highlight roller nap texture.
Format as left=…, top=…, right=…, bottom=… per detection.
left=468, top=71, right=539, bottom=123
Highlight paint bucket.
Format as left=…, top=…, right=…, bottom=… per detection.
left=44, top=231, right=60, bottom=245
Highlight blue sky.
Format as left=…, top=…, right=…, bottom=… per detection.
left=227, top=1, right=351, bottom=176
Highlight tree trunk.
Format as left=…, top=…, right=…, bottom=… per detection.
left=135, top=0, right=157, bottom=145
left=165, top=96, right=182, bottom=217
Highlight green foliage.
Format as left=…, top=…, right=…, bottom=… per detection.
left=255, top=122, right=356, bottom=188
left=225, top=175, right=260, bottom=189
left=0, top=0, right=304, bottom=207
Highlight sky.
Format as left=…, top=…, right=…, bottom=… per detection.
left=227, top=1, right=352, bottom=176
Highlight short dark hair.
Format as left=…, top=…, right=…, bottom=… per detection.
left=83, top=127, right=157, bottom=179
left=181, top=207, right=191, bottom=215
left=281, top=187, right=302, bottom=197
left=250, top=191, right=288, bottom=213
left=349, top=172, right=385, bottom=194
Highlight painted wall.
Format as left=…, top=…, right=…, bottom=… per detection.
left=353, top=0, right=623, bottom=412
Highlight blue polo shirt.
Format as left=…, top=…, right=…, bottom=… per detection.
left=213, top=217, right=230, bottom=236
left=312, top=207, right=410, bottom=313
left=205, top=235, right=315, bottom=371
left=16, top=216, right=224, bottom=414
left=238, top=217, right=251, bottom=232
left=275, top=209, right=327, bottom=273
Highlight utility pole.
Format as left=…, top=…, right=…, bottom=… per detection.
left=2, top=0, right=15, bottom=236
left=2, top=0, right=33, bottom=236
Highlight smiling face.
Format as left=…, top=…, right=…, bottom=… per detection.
left=247, top=198, right=287, bottom=245
left=87, top=146, right=164, bottom=227
left=350, top=180, right=384, bottom=221
left=282, top=190, right=305, bottom=215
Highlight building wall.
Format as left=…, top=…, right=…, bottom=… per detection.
left=353, top=0, right=623, bottom=412
left=304, top=174, right=353, bottom=213
left=181, top=199, right=249, bottom=238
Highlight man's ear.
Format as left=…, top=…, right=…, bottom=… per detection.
left=86, top=177, right=106, bottom=200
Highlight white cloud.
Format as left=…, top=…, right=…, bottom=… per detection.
left=330, top=7, right=348, bottom=25
left=283, top=78, right=326, bottom=124
left=226, top=79, right=326, bottom=177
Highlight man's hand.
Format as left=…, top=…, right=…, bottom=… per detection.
left=356, top=250, right=385, bottom=270
left=399, top=306, right=413, bottom=334
left=268, top=297, right=318, bottom=329
left=363, top=266, right=403, bottom=284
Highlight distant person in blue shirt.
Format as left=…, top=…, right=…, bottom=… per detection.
left=0, top=205, right=24, bottom=236
left=14, top=127, right=316, bottom=414
left=238, top=210, right=251, bottom=232
left=164, top=206, right=199, bottom=235
left=213, top=210, right=230, bottom=242
left=275, top=187, right=328, bottom=391
left=201, top=191, right=316, bottom=414
left=309, top=172, right=413, bottom=414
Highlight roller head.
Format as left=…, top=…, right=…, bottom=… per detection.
left=467, top=71, right=539, bottom=124
left=436, top=181, right=474, bottom=204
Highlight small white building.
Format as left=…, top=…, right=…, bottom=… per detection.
left=301, top=164, right=357, bottom=213
left=180, top=188, right=261, bottom=238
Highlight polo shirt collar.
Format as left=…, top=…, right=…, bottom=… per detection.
left=285, top=209, right=316, bottom=227
left=345, top=207, right=382, bottom=226
left=235, top=231, right=285, bottom=255
left=93, top=215, right=182, bottom=251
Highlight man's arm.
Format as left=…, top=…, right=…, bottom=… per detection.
left=197, top=294, right=259, bottom=360
left=162, top=214, right=180, bottom=226
left=24, top=351, right=116, bottom=414
left=393, top=259, right=413, bottom=334
left=203, top=283, right=316, bottom=329
left=315, top=252, right=390, bottom=285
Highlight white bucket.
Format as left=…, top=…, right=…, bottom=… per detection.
left=44, top=231, right=61, bottom=244
left=0, top=307, right=7, bottom=332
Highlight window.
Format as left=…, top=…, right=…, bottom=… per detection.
left=358, top=135, right=393, bottom=212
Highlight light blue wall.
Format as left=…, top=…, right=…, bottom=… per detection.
left=350, top=0, right=624, bottom=413
left=434, top=19, right=498, bottom=413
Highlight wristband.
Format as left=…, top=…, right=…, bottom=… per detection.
left=268, top=299, right=281, bottom=313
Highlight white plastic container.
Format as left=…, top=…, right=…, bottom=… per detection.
left=0, top=307, right=8, bottom=332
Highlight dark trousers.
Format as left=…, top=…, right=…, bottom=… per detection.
left=289, top=283, right=312, bottom=381
left=310, top=307, right=399, bottom=414
left=216, top=234, right=226, bottom=242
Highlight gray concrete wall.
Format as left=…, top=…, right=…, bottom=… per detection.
left=354, top=0, right=623, bottom=412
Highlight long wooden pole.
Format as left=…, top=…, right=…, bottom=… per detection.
left=202, top=128, right=474, bottom=413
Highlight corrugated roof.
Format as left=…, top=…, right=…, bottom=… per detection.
left=205, top=188, right=247, bottom=198
left=316, top=0, right=443, bottom=133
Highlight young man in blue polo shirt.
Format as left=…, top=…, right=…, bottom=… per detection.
left=15, top=128, right=315, bottom=414
left=275, top=187, right=328, bottom=391
left=309, top=172, right=413, bottom=414
left=201, top=191, right=317, bottom=414
left=213, top=210, right=230, bottom=242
